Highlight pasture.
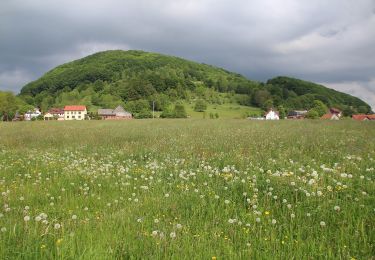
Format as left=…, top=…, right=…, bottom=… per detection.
left=0, top=120, right=374, bottom=259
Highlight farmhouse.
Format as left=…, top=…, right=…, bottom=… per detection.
left=24, top=108, right=41, bottom=121
left=98, top=105, right=132, bottom=120
left=287, top=110, right=308, bottom=119
left=329, top=108, right=342, bottom=117
left=265, top=109, right=279, bottom=120
left=44, top=108, right=64, bottom=120
left=352, top=114, right=375, bottom=121
left=64, top=105, right=87, bottom=120
left=321, top=113, right=340, bottom=120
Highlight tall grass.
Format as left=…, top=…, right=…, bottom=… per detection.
left=0, top=120, right=374, bottom=259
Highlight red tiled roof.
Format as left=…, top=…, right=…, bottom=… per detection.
left=64, top=105, right=86, bottom=111
left=352, top=114, right=375, bottom=120
left=321, top=113, right=335, bottom=119
left=48, top=108, right=64, bottom=114
left=352, top=114, right=367, bottom=120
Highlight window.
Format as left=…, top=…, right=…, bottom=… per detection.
left=72, top=116, right=75, bottom=119
left=79, top=111, right=81, bottom=114
left=78, top=116, right=81, bottom=119
left=67, top=116, right=70, bottom=119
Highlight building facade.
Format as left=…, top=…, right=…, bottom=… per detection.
left=64, top=105, right=87, bottom=120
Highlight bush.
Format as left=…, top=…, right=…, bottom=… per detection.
left=194, top=99, right=207, bottom=112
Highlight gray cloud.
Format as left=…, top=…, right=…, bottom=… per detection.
left=1, top=0, right=374, bottom=109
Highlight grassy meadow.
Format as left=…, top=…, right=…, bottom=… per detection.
left=0, top=119, right=374, bottom=259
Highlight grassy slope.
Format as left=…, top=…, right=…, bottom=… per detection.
left=0, top=120, right=374, bottom=259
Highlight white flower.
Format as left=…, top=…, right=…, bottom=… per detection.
left=287, top=204, right=292, bottom=209
left=290, top=214, right=295, bottom=218
left=154, top=219, right=159, bottom=223
left=0, top=227, right=6, bottom=232
left=35, top=216, right=42, bottom=222
left=54, top=223, right=61, bottom=229
left=24, top=216, right=30, bottom=222
left=137, top=218, right=142, bottom=223
left=255, top=218, right=261, bottom=223
left=228, top=219, right=234, bottom=224
left=176, top=224, right=182, bottom=229
left=72, top=215, right=77, bottom=220
left=151, top=230, right=158, bottom=237
left=320, top=221, right=326, bottom=227
left=164, top=193, right=170, bottom=198
left=306, top=213, right=311, bottom=217
left=271, top=219, right=277, bottom=225
left=170, top=232, right=176, bottom=239
left=334, top=206, right=340, bottom=211
left=224, top=200, right=230, bottom=204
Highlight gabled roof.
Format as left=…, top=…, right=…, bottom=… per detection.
left=329, top=108, right=341, bottom=114
left=48, top=108, right=64, bottom=114
left=321, top=113, right=339, bottom=120
left=98, top=109, right=115, bottom=116
left=113, top=105, right=126, bottom=113
left=64, top=105, right=86, bottom=111
left=352, top=114, right=375, bottom=120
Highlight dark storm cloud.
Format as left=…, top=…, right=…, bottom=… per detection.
left=1, top=0, right=374, bottom=108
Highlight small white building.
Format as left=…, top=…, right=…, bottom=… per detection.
left=24, top=108, right=42, bottom=121
left=64, top=105, right=87, bottom=120
left=265, top=109, right=279, bottom=120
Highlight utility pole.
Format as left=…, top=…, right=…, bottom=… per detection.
left=152, top=101, right=155, bottom=119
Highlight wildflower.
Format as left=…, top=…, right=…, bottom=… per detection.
left=176, top=224, right=182, bottom=229
left=265, top=211, right=270, bottom=215
left=154, top=219, right=159, bottom=223
left=271, top=219, right=277, bottom=225
left=224, top=200, right=230, bottom=204
left=170, top=232, right=176, bottom=239
left=24, top=216, right=30, bottom=222
left=290, top=214, right=295, bottom=219
left=151, top=230, right=158, bottom=237
left=334, top=206, right=340, bottom=211
left=1, top=227, right=6, bottom=232
left=256, top=218, right=261, bottom=223
left=35, top=216, right=42, bottom=222
left=320, top=221, right=326, bottom=227
left=56, top=238, right=63, bottom=245
left=72, top=215, right=77, bottom=220
left=306, top=213, right=311, bottom=217
left=54, top=223, right=61, bottom=229
left=228, top=219, right=235, bottom=224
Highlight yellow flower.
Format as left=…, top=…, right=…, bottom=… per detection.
left=212, top=257, right=217, bottom=260
left=265, top=211, right=270, bottom=215
left=56, top=239, right=63, bottom=246
left=40, top=244, right=46, bottom=249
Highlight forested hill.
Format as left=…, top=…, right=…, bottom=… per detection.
left=19, top=50, right=371, bottom=114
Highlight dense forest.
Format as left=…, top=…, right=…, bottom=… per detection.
left=11, top=50, right=372, bottom=117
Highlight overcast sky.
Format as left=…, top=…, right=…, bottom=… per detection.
left=1, top=0, right=374, bottom=109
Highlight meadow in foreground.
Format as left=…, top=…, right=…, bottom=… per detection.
left=0, top=119, right=374, bottom=259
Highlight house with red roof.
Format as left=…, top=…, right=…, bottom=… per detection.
left=64, top=105, right=87, bottom=120
left=352, top=114, right=375, bottom=121
left=321, top=113, right=340, bottom=120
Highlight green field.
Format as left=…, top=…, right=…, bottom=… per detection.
left=0, top=120, right=374, bottom=259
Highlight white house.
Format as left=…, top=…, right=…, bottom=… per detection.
left=64, top=105, right=87, bottom=120
left=24, top=108, right=42, bottom=121
left=265, top=109, right=279, bottom=120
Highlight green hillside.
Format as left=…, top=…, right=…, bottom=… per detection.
left=19, top=50, right=372, bottom=116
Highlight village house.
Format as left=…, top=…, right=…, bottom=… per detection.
left=265, top=109, right=279, bottom=120
left=320, top=108, right=342, bottom=120
left=287, top=110, right=308, bottom=119
left=44, top=108, right=64, bottom=120
left=98, top=105, right=132, bottom=120
left=64, top=105, right=87, bottom=120
left=321, top=113, right=340, bottom=120
left=352, top=114, right=375, bottom=121
left=24, top=108, right=42, bottom=121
